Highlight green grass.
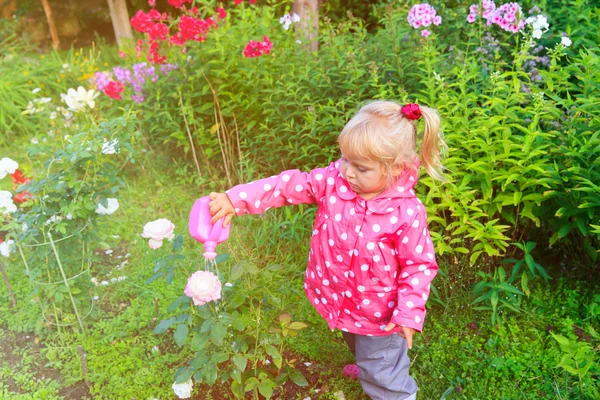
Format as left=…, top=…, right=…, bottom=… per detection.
left=0, top=144, right=598, bottom=399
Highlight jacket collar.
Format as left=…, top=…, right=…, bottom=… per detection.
left=332, top=158, right=419, bottom=214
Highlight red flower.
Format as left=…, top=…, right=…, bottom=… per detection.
left=168, top=0, right=192, bottom=8
left=217, top=7, right=227, bottom=19
left=234, top=0, right=242, bottom=4
left=104, top=81, right=124, bottom=100
left=148, top=0, right=156, bottom=7
left=131, top=10, right=154, bottom=33
left=11, top=169, right=30, bottom=186
left=400, top=103, right=421, bottom=120
left=249, top=0, right=256, bottom=3
left=13, top=191, right=33, bottom=205
left=243, top=36, right=272, bottom=58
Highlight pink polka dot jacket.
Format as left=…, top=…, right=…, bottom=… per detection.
left=226, top=159, right=438, bottom=335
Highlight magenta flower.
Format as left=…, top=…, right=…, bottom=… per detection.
left=422, top=30, right=431, bottom=37
left=407, top=3, right=441, bottom=36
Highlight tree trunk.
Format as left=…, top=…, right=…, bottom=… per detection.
left=0, top=262, right=16, bottom=308
left=293, top=0, right=319, bottom=52
left=107, top=0, right=133, bottom=48
left=40, top=0, right=60, bottom=50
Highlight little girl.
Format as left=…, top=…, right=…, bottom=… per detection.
left=208, top=101, right=444, bottom=400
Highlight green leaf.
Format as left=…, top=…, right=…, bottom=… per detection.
left=191, top=331, right=209, bottom=350
left=288, top=322, right=308, bottom=330
left=175, top=366, right=194, bottom=384
left=210, top=322, right=227, bottom=345
left=288, top=370, right=308, bottom=387
left=203, top=363, right=218, bottom=386
left=233, top=354, right=247, bottom=372
left=230, top=263, right=244, bottom=281
left=244, top=377, right=259, bottom=391
left=174, top=324, right=189, bottom=347
left=154, top=318, right=176, bottom=334
left=258, top=380, right=275, bottom=399
left=172, top=234, right=184, bottom=251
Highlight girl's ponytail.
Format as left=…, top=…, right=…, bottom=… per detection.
left=418, top=106, right=446, bottom=181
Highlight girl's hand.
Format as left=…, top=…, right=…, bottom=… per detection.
left=208, top=192, right=235, bottom=227
left=383, top=323, right=416, bottom=349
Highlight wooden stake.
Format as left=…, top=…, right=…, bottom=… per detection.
left=40, top=0, right=60, bottom=50
left=107, top=0, right=133, bottom=47
left=293, top=0, right=319, bottom=52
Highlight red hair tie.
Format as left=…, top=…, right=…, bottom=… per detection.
left=401, top=103, right=421, bottom=120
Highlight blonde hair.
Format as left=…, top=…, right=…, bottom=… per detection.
left=337, top=100, right=446, bottom=182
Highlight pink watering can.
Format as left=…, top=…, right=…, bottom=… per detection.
left=189, top=196, right=230, bottom=259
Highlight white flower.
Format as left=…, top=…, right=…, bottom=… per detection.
left=0, top=191, right=12, bottom=200
left=0, top=157, right=18, bottom=179
left=142, top=218, right=175, bottom=249
left=102, top=139, right=119, bottom=155
left=45, top=214, right=63, bottom=225
left=50, top=112, right=57, bottom=120
left=291, top=12, right=300, bottom=23
left=62, top=63, right=69, bottom=69
left=0, top=240, right=14, bottom=257
left=527, top=14, right=549, bottom=39
left=60, top=86, right=99, bottom=111
left=101, top=280, right=109, bottom=286
left=96, top=198, right=119, bottom=215
left=532, top=29, right=543, bottom=39
left=31, top=138, right=39, bottom=144
left=561, top=36, right=572, bottom=47
left=172, top=379, right=193, bottom=399
left=76, top=86, right=99, bottom=109
left=93, top=295, right=99, bottom=300
left=31, top=88, right=41, bottom=94
left=0, top=196, right=16, bottom=214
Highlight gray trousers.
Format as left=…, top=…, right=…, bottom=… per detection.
left=343, top=332, right=418, bottom=400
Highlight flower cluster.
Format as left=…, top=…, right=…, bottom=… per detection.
left=104, top=81, right=124, bottom=100
left=525, top=14, right=549, bottom=39
left=407, top=4, right=442, bottom=37
left=467, top=0, right=497, bottom=23
left=184, top=270, right=222, bottom=306
left=243, top=36, right=273, bottom=58
left=279, top=12, right=300, bottom=30
left=170, top=15, right=218, bottom=46
left=142, top=218, right=175, bottom=249
left=0, top=191, right=17, bottom=214
left=23, top=96, right=52, bottom=115
left=60, top=87, right=99, bottom=111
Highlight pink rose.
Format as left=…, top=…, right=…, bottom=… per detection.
left=142, top=218, right=175, bottom=249
left=184, top=271, right=221, bottom=306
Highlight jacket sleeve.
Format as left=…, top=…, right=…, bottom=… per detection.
left=390, top=204, right=438, bottom=332
left=226, top=167, right=328, bottom=216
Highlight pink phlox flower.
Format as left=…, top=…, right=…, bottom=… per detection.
left=421, top=29, right=431, bottom=37
left=243, top=36, right=272, bottom=58
left=407, top=3, right=441, bottom=31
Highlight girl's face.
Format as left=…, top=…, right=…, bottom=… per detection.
left=340, top=153, right=390, bottom=200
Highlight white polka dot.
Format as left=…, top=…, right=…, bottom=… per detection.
left=363, top=299, right=370, bottom=305
left=384, top=265, right=391, bottom=271
left=323, top=279, right=330, bottom=286
left=342, top=328, right=348, bottom=332
left=263, top=184, right=271, bottom=191
left=373, top=255, right=381, bottom=262
left=311, top=272, right=315, bottom=279
left=335, top=214, right=342, bottom=221
left=406, top=301, right=414, bottom=308
left=410, top=189, right=415, bottom=195
left=415, top=245, right=423, bottom=253
left=355, top=226, right=360, bottom=233
left=423, top=228, right=427, bottom=236
left=367, top=242, right=375, bottom=250
left=384, top=287, right=391, bottom=292
left=418, top=264, right=426, bottom=271
left=397, top=186, right=405, bottom=192
left=355, top=322, right=362, bottom=328
left=372, top=224, right=381, bottom=232
left=327, top=177, right=334, bottom=185
left=337, top=255, right=343, bottom=262
left=321, top=298, right=327, bottom=304
left=329, top=196, right=337, bottom=204
left=424, top=269, right=431, bottom=276
left=325, top=261, right=331, bottom=268
left=282, top=174, right=290, bottom=182
left=386, top=207, right=394, bottom=212
left=393, top=309, right=399, bottom=315
left=345, top=291, right=352, bottom=298
left=315, top=288, right=321, bottom=294
left=427, top=253, right=434, bottom=260
left=235, top=208, right=240, bottom=213
left=255, top=200, right=261, bottom=208
left=340, top=186, right=348, bottom=193
left=314, top=298, right=320, bottom=304
left=361, top=264, right=369, bottom=271
left=341, top=232, right=348, bottom=240
left=412, top=220, right=420, bottom=228
left=353, top=249, right=359, bottom=256
left=350, top=208, right=355, bottom=215
left=406, top=260, right=414, bottom=265
left=390, top=216, right=398, bottom=224
left=407, top=208, right=414, bottom=216
left=388, top=301, right=395, bottom=308
left=409, top=176, right=415, bottom=182
left=357, top=285, right=365, bottom=292
left=377, top=293, right=385, bottom=298
left=344, top=309, right=351, bottom=314
left=295, top=184, right=303, bottom=192
left=333, top=293, right=338, bottom=301
left=349, top=271, right=355, bottom=278
left=240, top=192, right=247, bottom=199
left=422, top=293, right=428, bottom=300
left=328, top=239, right=334, bottom=246
left=380, top=325, right=387, bottom=330
left=274, top=190, right=281, bottom=197
left=315, top=173, right=323, bottom=181
left=402, top=236, right=409, bottom=244
left=379, top=242, right=385, bottom=249
left=402, top=272, right=409, bottom=278
left=323, top=224, right=327, bottom=230
left=333, top=276, right=338, bottom=283
left=358, top=232, right=364, bottom=237
left=415, top=316, right=421, bottom=323
left=411, top=278, right=420, bottom=285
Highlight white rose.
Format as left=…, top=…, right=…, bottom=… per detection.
left=0, top=240, right=14, bottom=257
left=0, top=198, right=16, bottom=214
left=172, top=379, right=193, bottom=399
left=96, top=198, right=120, bottom=215
left=0, top=158, right=18, bottom=179
left=142, top=218, right=175, bottom=249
